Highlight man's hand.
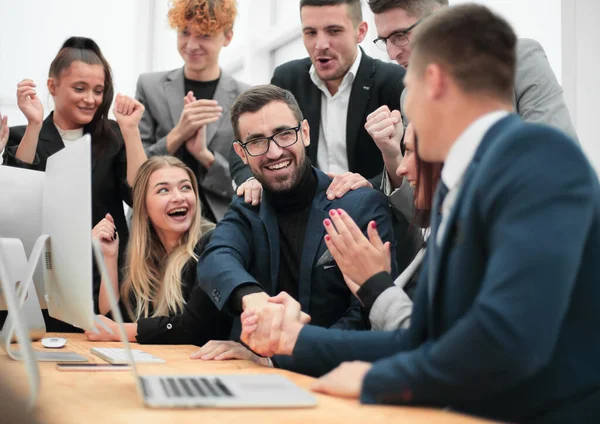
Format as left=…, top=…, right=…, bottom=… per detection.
left=0, top=113, right=8, bottom=152
left=84, top=315, right=117, bottom=342
left=16, top=79, right=44, bottom=126
left=113, top=94, right=145, bottom=131
left=241, top=292, right=307, bottom=357
left=364, top=106, right=404, bottom=161
left=324, top=209, right=391, bottom=285
left=237, top=177, right=263, bottom=206
left=326, top=172, right=372, bottom=200
left=311, top=361, right=372, bottom=399
left=190, top=340, right=272, bottom=367
left=168, top=92, right=222, bottom=153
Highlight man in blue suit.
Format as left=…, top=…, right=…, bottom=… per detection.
left=239, top=5, right=600, bottom=422
left=197, top=85, right=397, bottom=363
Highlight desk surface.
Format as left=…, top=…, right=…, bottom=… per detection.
left=1, top=333, right=491, bottom=424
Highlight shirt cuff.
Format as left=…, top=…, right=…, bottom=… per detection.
left=356, top=271, right=395, bottom=310
left=230, top=283, right=265, bottom=314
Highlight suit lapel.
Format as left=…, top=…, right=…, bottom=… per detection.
left=346, top=50, right=374, bottom=169
left=206, top=70, right=236, bottom=147
left=304, top=73, right=323, bottom=163
left=164, top=68, right=185, bottom=129
left=39, top=114, right=65, bottom=161
left=258, top=200, right=281, bottom=294
left=426, top=114, right=520, bottom=326
left=297, top=170, right=330, bottom=310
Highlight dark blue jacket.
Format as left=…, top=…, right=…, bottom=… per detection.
left=197, top=167, right=397, bottom=333
left=288, top=115, right=600, bottom=422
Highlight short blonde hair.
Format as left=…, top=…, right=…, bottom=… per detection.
left=168, top=0, right=237, bottom=35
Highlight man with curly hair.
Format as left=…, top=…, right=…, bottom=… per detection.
left=136, top=0, right=249, bottom=222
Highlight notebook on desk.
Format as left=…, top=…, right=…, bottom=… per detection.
left=91, top=240, right=317, bottom=409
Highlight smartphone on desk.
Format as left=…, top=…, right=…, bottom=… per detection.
left=56, top=363, right=132, bottom=371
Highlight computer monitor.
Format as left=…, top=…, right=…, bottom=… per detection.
left=41, top=134, right=95, bottom=330
left=0, top=134, right=95, bottom=332
left=0, top=165, right=46, bottom=309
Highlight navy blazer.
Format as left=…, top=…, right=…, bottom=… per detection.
left=287, top=116, right=600, bottom=422
left=197, top=167, right=398, bottom=332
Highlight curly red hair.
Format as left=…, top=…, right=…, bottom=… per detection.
left=168, top=0, right=237, bottom=34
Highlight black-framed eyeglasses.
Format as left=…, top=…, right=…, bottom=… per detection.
left=237, top=122, right=302, bottom=157
left=373, top=21, right=421, bottom=52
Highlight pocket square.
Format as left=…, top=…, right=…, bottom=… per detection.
left=316, top=249, right=334, bottom=267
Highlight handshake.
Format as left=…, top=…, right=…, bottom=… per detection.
left=240, top=292, right=311, bottom=358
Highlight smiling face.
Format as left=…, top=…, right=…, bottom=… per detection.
left=177, top=27, right=232, bottom=80
left=233, top=100, right=311, bottom=193
left=373, top=8, right=419, bottom=68
left=301, top=4, right=367, bottom=91
left=145, top=166, right=198, bottom=246
left=47, top=60, right=105, bottom=130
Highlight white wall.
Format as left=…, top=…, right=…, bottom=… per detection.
left=562, top=0, right=600, bottom=172
left=0, top=0, right=152, bottom=126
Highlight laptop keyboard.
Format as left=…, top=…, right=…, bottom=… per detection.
left=142, top=377, right=235, bottom=399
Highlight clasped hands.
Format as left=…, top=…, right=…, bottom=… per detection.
left=240, top=291, right=372, bottom=399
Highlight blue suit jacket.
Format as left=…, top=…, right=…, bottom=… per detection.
left=197, top=167, right=398, bottom=332
left=289, top=116, right=600, bottom=422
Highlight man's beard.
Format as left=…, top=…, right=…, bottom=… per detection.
left=253, top=155, right=309, bottom=194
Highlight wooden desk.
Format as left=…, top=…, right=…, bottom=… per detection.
left=1, top=334, right=491, bottom=424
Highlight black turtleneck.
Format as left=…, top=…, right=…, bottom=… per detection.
left=264, top=159, right=317, bottom=299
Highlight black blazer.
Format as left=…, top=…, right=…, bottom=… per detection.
left=230, top=49, right=406, bottom=186
left=2, top=113, right=132, bottom=331
left=117, top=231, right=233, bottom=346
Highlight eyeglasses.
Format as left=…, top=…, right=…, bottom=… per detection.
left=237, top=122, right=302, bottom=157
left=373, top=21, right=420, bottom=52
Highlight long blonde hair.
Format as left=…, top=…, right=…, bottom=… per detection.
left=121, top=156, right=214, bottom=321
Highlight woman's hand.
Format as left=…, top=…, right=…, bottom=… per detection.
left=0, top=113, right=8, bottom=152
left=113, top=94, right=145, bottom=131
left=190, top=340, right=272, bottom=367
left=323, top=209, right=391, bottom=286
left=84, top=315, right=118, bottom=341
left=16, top=80, right=44, bottom=126
left=92, top=213, right=119, bottom=259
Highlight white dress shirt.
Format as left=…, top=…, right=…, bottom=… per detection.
left=437, top=110, right=510, bottom=245
left=309, top=48, right=362, bottom=174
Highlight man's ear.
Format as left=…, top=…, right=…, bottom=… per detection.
left=425, top=63, right=445, bottom=100
left=301, top=119, right=310, bottom=147
left=223, top=30, right=233, bottom=47
left=47, top=78, right=56, bottom=96
left=233, top=142, right=249, bottom=164
left=356, top=21, right=368, bottom=44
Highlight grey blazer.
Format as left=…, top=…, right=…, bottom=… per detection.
left=401, top=38, right=578, bottom=141
left=136, top=68, right=250, bottom=221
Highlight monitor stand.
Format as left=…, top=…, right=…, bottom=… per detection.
left=0, top=238, right=46, bottom=341
left=0, top=238, right=40, bottom=409
left=0, top=235, right=87, bottom=362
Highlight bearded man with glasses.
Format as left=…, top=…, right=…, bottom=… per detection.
left=197, top=85, right=398, bottom=371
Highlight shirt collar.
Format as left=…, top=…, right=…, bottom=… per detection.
left=441, top=110, right=509, bottom=190
left=309, top=47, right=362, bottom=97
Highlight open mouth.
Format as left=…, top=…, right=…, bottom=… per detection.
left=316, top=57, right=334, bottom=66
left=78, top=107, right=96, bottom=113
left=265, top=160, right=291, bottom=171
left=167, top=207, right=189, bottom=219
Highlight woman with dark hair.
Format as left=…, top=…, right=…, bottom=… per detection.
left=1, top=36, right=147, bottom=330
left=324, top=123, right=443, bottom=330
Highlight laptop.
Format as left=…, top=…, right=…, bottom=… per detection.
left=91, top=240, right=318, bottom=409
